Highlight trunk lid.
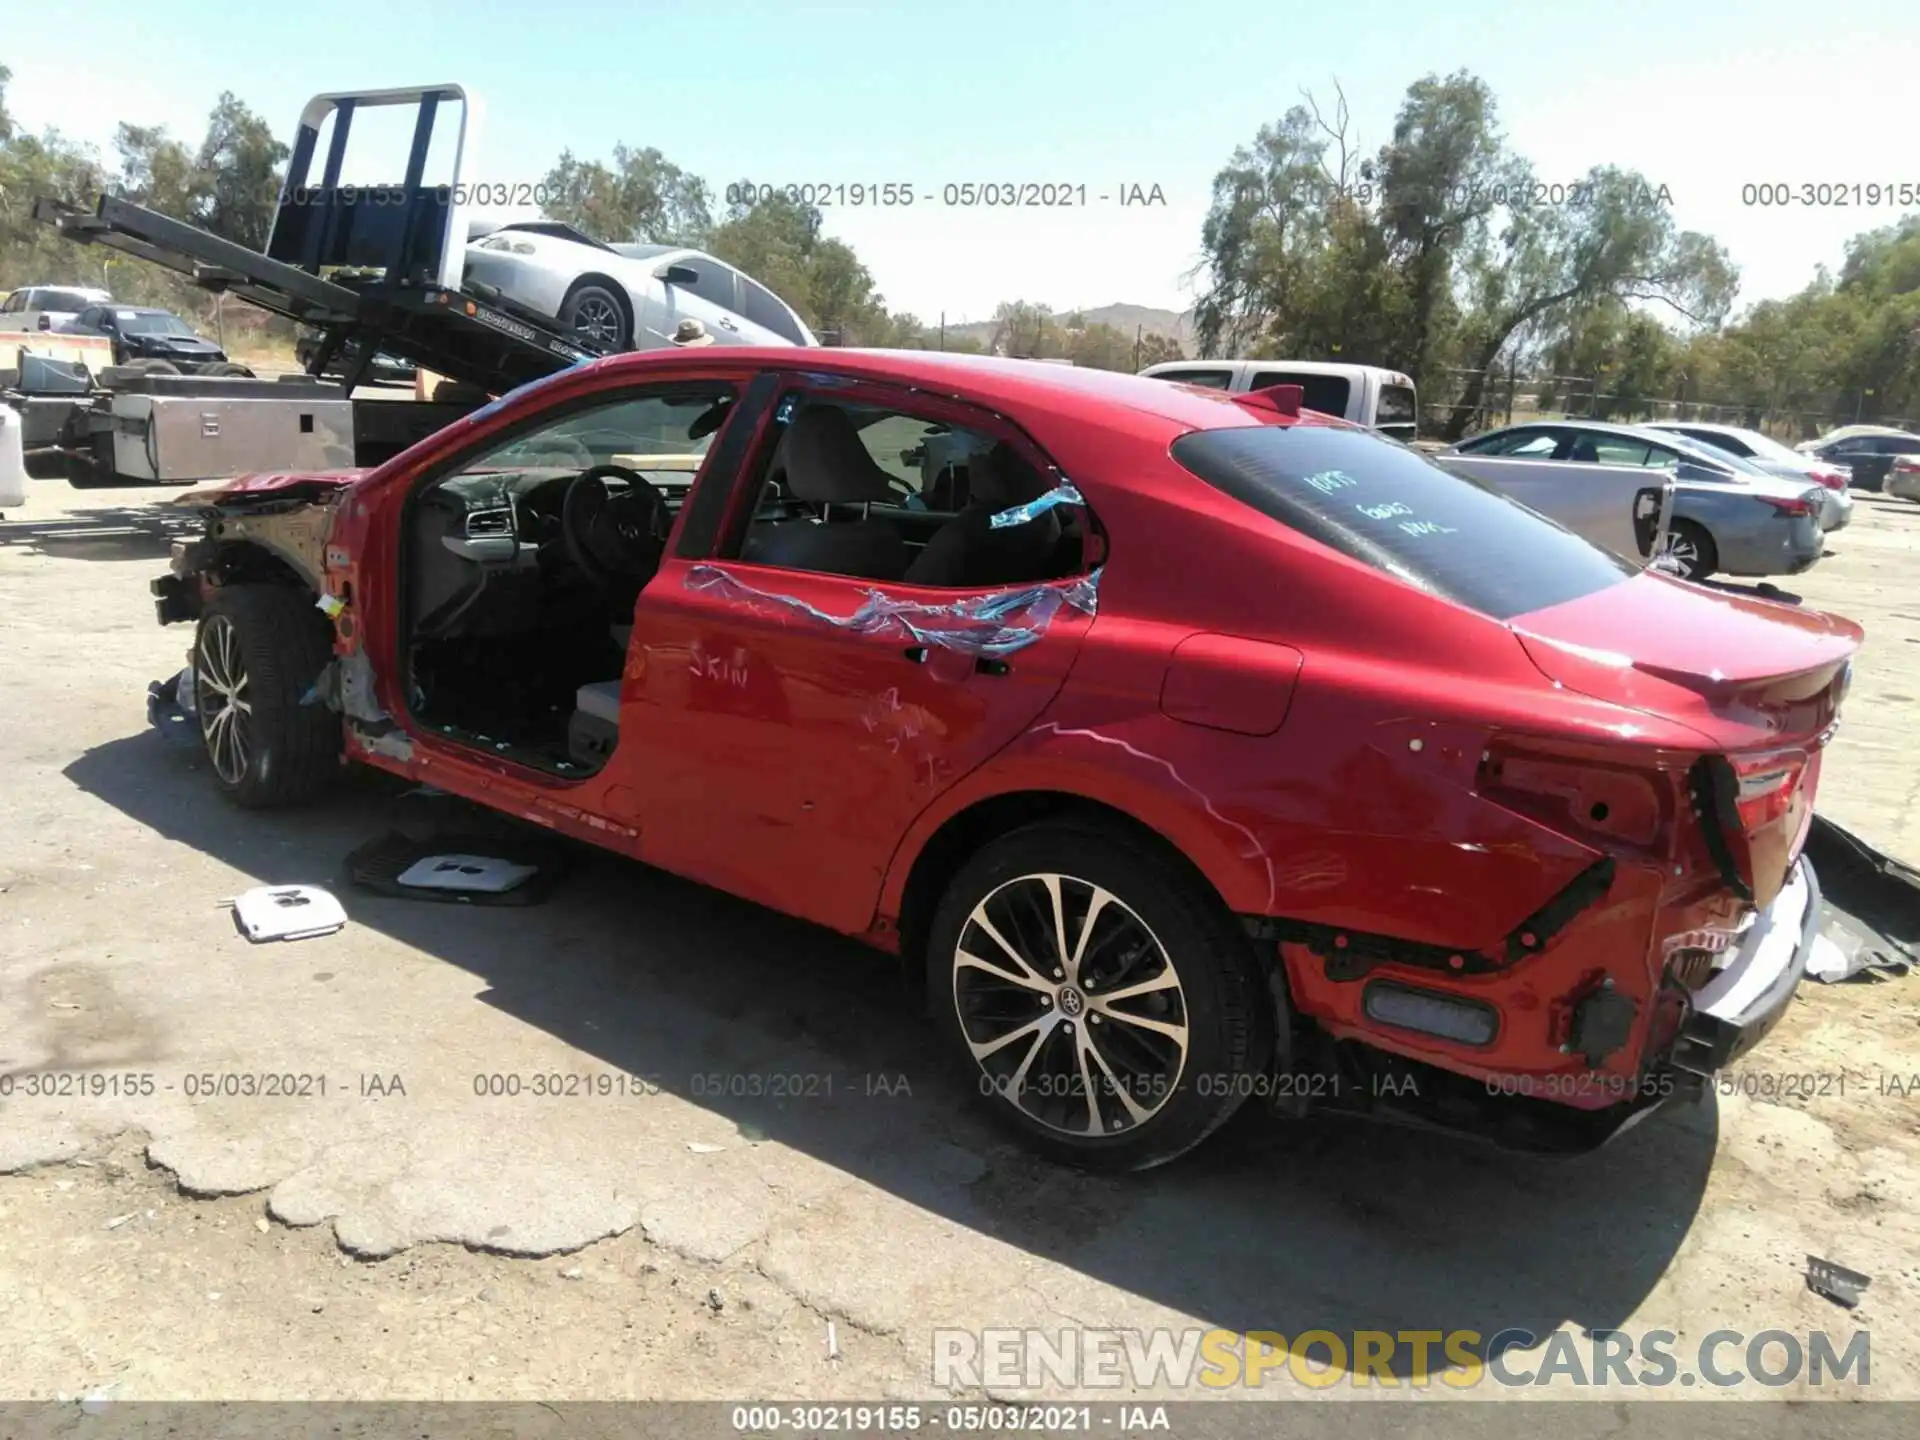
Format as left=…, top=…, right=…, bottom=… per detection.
left=1509, top=569, right=1860, bottom=907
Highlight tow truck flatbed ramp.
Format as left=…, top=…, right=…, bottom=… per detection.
left=31, top=84, right=597, bottom=397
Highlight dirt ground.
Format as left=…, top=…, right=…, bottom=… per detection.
left=1, top=476, right=1917, bottom=1408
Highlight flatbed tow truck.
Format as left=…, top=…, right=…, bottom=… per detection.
left=10, top=85, right=598, bottom=486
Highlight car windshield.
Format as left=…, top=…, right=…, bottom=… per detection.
left=123, top=312, right=193, bottom=336
left=1171, top=423, right=1633, bottom=621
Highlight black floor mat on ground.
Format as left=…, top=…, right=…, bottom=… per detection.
left=343, top=830, right=571, bottom=906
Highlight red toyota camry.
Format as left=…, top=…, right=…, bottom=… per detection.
left=154, top=349, right=1859, bottom=1168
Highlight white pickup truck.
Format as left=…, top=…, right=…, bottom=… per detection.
left=1140, top=359, right=1418, bottom=443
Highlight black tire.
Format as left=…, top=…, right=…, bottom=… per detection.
left=926, top=821, right=1272, bottom=1171
left=1658, top=519, right=1718, bottom=580
left=120, top=357, right=180, bottom=376
left=198, top=361, right=255, bottom=378
left=559, top=281, right=630, bottom=350
left=191, top=585, right=342, bottom=809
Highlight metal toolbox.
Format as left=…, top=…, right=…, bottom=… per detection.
left=107, top=390, right=355, bottom=481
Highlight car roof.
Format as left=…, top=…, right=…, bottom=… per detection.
left=585, top=346, right=1329, bottom=437
left=1649, top=420, right=1744, bottom=435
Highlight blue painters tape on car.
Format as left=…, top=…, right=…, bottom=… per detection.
left=684, top=565, right=1101, bottom=658
left=988, top=482, right=1085, bottom=529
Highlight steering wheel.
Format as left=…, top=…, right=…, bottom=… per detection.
left=561, top=464, right=671, bottom=592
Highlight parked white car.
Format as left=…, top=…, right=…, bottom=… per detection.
left=1138, top=359, right=1419, bottom=442
left=1645, top=421, right=1852, bottom=531
left=461, top=222, right=816, bottom=352
left=0, top=285, right=114, bottom=334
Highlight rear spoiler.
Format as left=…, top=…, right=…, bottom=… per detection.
left=1233, top=383, right=1303, bottom=418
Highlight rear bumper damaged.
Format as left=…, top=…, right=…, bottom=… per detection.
left=1671, top=857, right=1819, bottom=1074
left=1245, top=857, right=1824, bottom=1151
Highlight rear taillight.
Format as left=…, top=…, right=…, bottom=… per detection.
left=1728, top=747, right=1807, bottom=830
left=1759, top=494, right=1815, bottom=517
left=1808, top=468, right=1848, bottom=491
left=1893, top=456, right=1920, bottom=474
left=1692, top=745, right=1817, bottom=907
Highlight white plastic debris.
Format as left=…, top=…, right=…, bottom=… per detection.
left=396, top=855, right=539, bottom=894
left=231, top=885, right=347, bottom=942
left=686, top=1142, right=725, bottom=1155
left=175, top=664, right=198, bottom=716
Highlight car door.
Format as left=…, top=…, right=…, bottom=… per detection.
left=656, top=257, right=749, bottom=345
left=1819, top=435, right=1877, bottom=485
left=1854, top=435, right=1919, bottom=490
left=737, top=276, right=811, bottom=347
left=625, top=374, right=1097, bottom=934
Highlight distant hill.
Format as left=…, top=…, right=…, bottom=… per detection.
left=940, top=302, right=1195, bottom=349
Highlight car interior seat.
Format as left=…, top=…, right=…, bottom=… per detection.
left=902, top=442, right=1063, bottom=588
left=742, top=405, right=912, bottom=580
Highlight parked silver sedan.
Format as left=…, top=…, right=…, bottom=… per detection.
left=1646, top=422, right=1853, bottom=532
left=1445, top=420, right=1828, bottom=582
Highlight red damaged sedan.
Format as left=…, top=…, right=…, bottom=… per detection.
left=151, top=350, right=1859, bottom=1168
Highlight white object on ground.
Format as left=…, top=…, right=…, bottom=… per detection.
left=232, top=885, right=348, bottom=942
left=396, top=855, right=539, bottom=893
left=174, top=664, right=198, bottom=716
left=1805, top=932, right=1851, bottom=982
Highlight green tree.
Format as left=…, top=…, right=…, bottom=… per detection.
left=1375, top=70, right=1509, bottom=387
left=542, top=145, right=712, bottom=245
left=193, top=92, right=288, bottom=249
left=1443, top=167, right=1735, bottom=437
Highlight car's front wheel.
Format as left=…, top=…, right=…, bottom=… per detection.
left=559, top=282, right=630, bottom=350
left=192, top=585, right=342, bottom=808
left=927, top=822, right=1272, bottom=1170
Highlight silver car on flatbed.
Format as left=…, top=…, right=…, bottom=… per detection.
left=461, top=222, right=815, bottom=352
left=1443, top=420, right=1828, bottom=582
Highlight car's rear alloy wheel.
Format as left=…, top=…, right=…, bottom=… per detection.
left=956, top=872, right=1190, bottom=1137
left=1655, top=519, right=1717, bottom=580
left=929, top=823, right=1271, bottom=1170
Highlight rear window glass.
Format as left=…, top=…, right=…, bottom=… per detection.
left=1171, top=425, right=1633, bottom=621
left=1378, top=384, right=1417, bottom=427
left=1250, top=371, right=1351, bottom=417
left=1154, top=368, right=1234, bottom=390
left=38, top=289, right=98, bottom=312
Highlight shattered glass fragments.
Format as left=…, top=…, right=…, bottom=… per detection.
left=989, top=482, right=1085, bottom=530
left=684, top=564, right=1100, bottom=658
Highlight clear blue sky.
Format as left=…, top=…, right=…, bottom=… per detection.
left=9, top=0, right=1915, bottom=324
